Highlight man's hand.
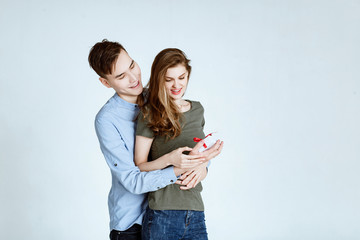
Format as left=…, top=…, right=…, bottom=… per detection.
left=175, top=162, right=208, bottom=190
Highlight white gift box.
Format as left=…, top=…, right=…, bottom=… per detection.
left=194, top=132, right=220, bottom=152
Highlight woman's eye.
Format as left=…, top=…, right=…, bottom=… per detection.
left=179, top=77, right=185, bottom=80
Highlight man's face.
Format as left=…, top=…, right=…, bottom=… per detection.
left=100, top=49, right=143, bottom=103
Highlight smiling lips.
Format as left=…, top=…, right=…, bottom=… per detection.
left=171, top=88, right=182, bottom=95
left=130, top=81, right=140, bottom=88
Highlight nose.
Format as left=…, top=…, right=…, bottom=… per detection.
left=173, top=80, right=180, bottom=88
left=128, top=71, right=138, bottom=83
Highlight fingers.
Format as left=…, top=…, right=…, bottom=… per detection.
left=212, top=140, right=221, bottom=151
left=217, top=141, right=224, bottom=153
left=178, top=146, right=193, bottom=153
left=191, top=140, right=205, bottom=153
left=175, top=173, right=192, bottom=185
left=204, top=140, right=221, bottom=154
left=180, top=174, right=201, bottom=190
left=211, top=141, right=224, bottom=158
left=181, top=171, right=196, bottom=185
left=179, top=160, right=203, bottom=169
left=175, top=180, right=183, bottom=185
left=178, top=170, right=192, bottom=180
left=196, top=140, right=220, bottom=160
left=174, top=157, right=204, bottom=169
left=204, top=141, right=224, bottom=161
left=186, top=154, right=205, bottom=160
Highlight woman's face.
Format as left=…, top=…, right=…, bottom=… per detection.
left=164, top=64, right=189, bottom=101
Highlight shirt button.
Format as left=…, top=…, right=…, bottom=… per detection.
left=157, top=187, right=160, bottom=189
left=114, top=163, right=117, bottom=167
left=170, top=180, right=174, bottom=183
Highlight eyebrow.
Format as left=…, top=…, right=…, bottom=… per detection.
left=115, top=60, right=134, bottom=79
left=165, top=72, right=186, bottom=79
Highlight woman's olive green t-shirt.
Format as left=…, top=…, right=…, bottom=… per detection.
left=136, top=100, right=206, bottom=211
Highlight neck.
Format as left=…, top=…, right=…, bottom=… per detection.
left=117, top=93, right=138, bottom=104
left=174, top=98, right=184, bottom=106
left=174, top=98, right=190, bottom=112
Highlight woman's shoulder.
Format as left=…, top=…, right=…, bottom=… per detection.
left=186, top=100, right=204, bottom=112
left=138, top=106, right=151, bottom=123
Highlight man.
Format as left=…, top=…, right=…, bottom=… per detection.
left=88, top=39, right=222, bottom=240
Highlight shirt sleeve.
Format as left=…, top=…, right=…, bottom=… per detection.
left=136, top=111, right=154, bottom=138
left=95, top=115, right=177, bottom=194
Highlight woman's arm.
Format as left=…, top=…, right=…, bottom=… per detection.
left=134, top=135, right=154, bottom=171
left=134, top=135, right=206, bottom=172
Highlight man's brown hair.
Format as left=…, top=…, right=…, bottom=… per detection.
left=88, top=39, right=126, bottom=78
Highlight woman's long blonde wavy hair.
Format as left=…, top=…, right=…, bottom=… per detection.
left=141, top=48, right=192, bottom=139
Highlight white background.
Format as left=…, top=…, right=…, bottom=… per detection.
left=1, top=0, right=359, bottom=239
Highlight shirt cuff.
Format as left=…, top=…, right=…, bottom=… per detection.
left=161, top=166, right=178, bottom=184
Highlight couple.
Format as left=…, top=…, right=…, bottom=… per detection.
left=88, top=39, right=224, bottom=240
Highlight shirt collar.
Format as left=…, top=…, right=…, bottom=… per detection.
left=113, top=93, right=139, bottom=111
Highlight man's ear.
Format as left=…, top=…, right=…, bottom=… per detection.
left=99, top=77, right=111, bottom=88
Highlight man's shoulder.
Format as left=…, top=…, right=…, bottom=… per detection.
left=95, top=95, right=118, bottom=122
left=95, top=93, right=138, bottom=127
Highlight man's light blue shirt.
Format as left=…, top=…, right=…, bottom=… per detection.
left=95, top=93, right=177, bottom=231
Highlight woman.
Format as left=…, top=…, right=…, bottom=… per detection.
left=135, top=48, right=223, bottom=240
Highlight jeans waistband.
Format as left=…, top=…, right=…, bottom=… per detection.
left=111, top=224, right=141, bottom=234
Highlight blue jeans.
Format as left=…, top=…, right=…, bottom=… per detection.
left=142, top=208, right=208, bottom=240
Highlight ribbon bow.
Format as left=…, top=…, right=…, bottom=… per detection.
left=193, top=133, right=213, bottom=149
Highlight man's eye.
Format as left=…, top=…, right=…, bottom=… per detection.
left=130, top=64, right=135, bottom=69
left=179, top=77, right=185, bottom=80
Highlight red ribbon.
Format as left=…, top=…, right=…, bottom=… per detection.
left=193, top=133, right=213, bottom=149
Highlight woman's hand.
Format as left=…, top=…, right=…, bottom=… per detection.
left=176, top=162, right=208, bottom=190
left=167, top=146, right=205, bottom=169
left=190, top=139, right=224, bottom=161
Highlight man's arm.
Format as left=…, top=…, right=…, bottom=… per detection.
left=95, top=117, right=177, bottom=194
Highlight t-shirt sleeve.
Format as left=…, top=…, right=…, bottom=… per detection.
left=136, top=111, right=155, bottom=138
left=197, top=101, right=205, bottom=128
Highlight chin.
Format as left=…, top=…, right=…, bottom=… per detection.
left=136, top=87, right=144, bottom=95
left=171, top=96, right=181, bottom=101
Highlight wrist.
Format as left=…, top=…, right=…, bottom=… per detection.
left=165, top=152, right=173, bottom=166
left=174, top=167, right=186, bottom=176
